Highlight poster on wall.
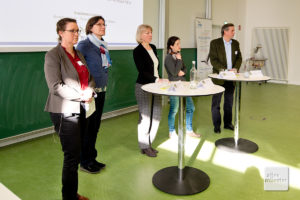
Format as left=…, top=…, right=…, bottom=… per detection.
left=195, top=18, right=212, bottom=77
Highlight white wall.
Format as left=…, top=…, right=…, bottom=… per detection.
left=212, top=0, right=246, bottom=53
left=167, top=0, right=206, bottom=48
left=166, top=0, right=246, bottom=48
left=167, top=0, right=245, bottom=49
left=143, top=0, right=160, bottom=46
left=243, top=0, right=300, bottom=85
left=211, top=0, right=300, bottom=85
left=145, top=0, right=300, bottom=85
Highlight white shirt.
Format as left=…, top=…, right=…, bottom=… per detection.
left=223, top=38, right=232, bottom=70
left=147, top=50, right=159, bottom=78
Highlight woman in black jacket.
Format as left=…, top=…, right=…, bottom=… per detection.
left=133, top=24, right=168, bottom=157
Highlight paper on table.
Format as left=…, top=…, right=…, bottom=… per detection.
left=249, top=70, right=264, bottom=78
left=219, top=71, right=236, bottom=79
left=159, top=81, right=183, bottom=92
left=159, top=85, right=170, bottom=91
left=198, top=78, right=215, bottom=88
left=168, top=85, right=176, bottom=92
left=85, top=98, right=96, bottom=118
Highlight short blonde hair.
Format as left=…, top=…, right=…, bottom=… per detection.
left=136, top=24, right=153, bottom=43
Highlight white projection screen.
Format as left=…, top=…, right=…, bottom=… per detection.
left=0, top=0, right=143, bottom=51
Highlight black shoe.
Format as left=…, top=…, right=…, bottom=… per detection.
left=93, top=160, right=106, bottom=170
left=224, top=124, right=234, bottom=130
left=80, top=163, right=101, bottom=174
left=141, top=148, right=157, bottom=157
left=151, top=147, right=159, bottom=153
left=214, top=127, right=221, bottom=134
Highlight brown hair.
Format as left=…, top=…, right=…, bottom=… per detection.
left=221, top=23, right=234, bottom=36
left=85, top=16, right=105, bottom=35
left=56, top=18, right=77, bottom=42
left=167, top=36, right=180, bottom=53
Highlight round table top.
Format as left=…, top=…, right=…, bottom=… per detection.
left=141, top=81, right=225, bottom=97
left=208, top=73, right=271, bottom=82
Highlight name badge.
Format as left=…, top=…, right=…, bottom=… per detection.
left=77, top=61, right=84, bottom=66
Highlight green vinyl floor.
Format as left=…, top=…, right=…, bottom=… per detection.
left=0, top=83, right=300, bottom=200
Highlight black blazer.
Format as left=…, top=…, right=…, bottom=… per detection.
left=133, top=43, right=160, bottom=85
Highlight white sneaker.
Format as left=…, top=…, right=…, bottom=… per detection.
left=186, top=130, right=201, bottom=138
left=169, top=131, right=178, bottom=139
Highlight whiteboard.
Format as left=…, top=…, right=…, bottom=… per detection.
left=0, top=0, right=143, bottom=51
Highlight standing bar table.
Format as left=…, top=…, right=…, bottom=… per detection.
left=209, top=73, right=270, bottom=153
left=142, top=80, right=224, bottom=195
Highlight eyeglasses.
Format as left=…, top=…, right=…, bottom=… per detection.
left=95, top=23, right=107, bottom=27
left=64, top=29, right=81, bottom=34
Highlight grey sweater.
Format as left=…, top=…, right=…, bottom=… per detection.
left=164, top=53, right=187, bottom=81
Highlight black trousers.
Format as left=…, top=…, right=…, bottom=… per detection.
left=211, top=81, right=235, bottom=128
left=81, top=92, right=106, bottom=166
left=50, top=106, right=85, bottom=200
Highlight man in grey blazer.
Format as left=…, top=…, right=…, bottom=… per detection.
left=209, top=23, right=242, bottom=133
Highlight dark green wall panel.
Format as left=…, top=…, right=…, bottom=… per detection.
left=180, top=48, right=197, bottom=81
left=0, top=52, right=51, bottom=139
left=104, top=49, right=163, bottom=112
left=104, top=50, right=137, bottom=112
left=0, top=48, right=165, bottom=139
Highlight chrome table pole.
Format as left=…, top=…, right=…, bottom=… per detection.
left=152, top=97, right=210, bottom=195
left=215, top=82, right=259, bottom=153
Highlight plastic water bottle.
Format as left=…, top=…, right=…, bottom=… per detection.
left=190, top=61, right=197, bottom=89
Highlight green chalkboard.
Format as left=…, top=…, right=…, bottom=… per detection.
left=180, top=48, right=198, bottom=80
left=160, top=48, right=197, bottom=80
left=105, top=49, right=163, bottom=112
left=0, top=48, right=166, bottom=139
left=0, top=52, right=51, bottom=139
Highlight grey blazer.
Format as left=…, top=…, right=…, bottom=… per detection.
left=164, top=53, right=187, bottom=81
left=44, top=44, right=95, bottom=114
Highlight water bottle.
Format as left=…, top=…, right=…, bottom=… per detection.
left=190, top=61, right=197, bottom=89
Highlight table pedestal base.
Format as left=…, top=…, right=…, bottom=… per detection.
left=215, top=137, right=258, bottom=153
left=152, top=166, right=210, bottom=195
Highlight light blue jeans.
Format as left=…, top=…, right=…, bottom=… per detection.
left=168, top=96, right=195, bottom=132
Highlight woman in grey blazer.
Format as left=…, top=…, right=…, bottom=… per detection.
left=44, top=18, right=95, bottom=200
left=164, top=36, right=200, bottom=139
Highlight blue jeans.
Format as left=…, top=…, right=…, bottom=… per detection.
left=168, top=96, right=195, bottom=132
